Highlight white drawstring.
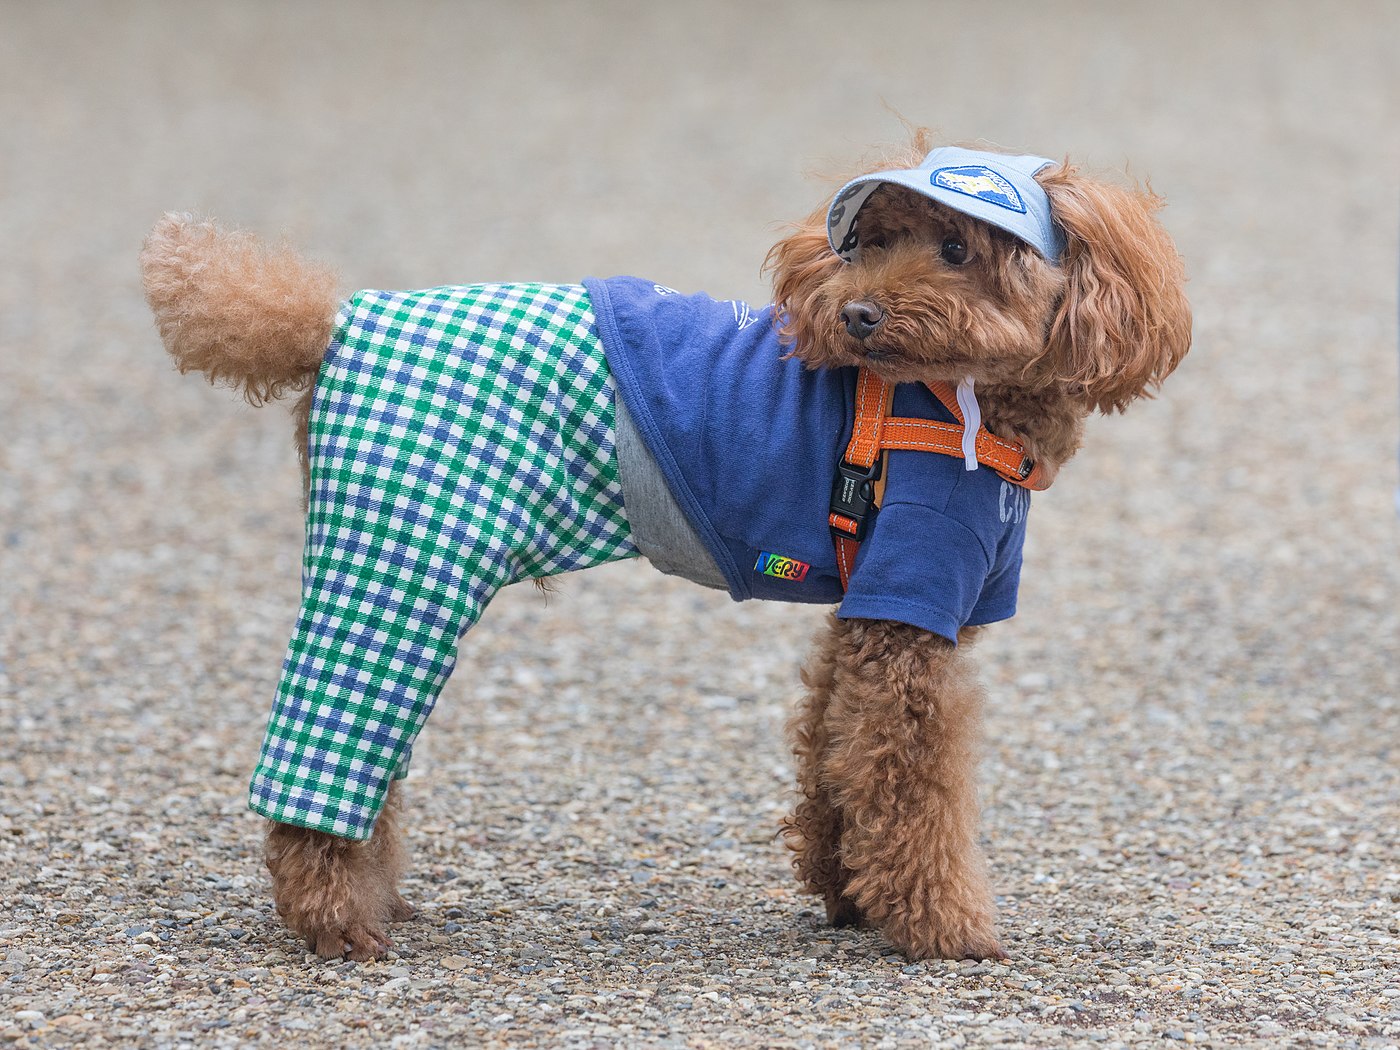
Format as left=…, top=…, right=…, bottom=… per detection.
left=956, top=376, right=981, bottom=471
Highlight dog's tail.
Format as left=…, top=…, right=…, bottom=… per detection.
left=140, top=213, right=341, bottom=405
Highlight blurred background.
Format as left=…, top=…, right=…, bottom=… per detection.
left=0, top=1, right=1397, bottom=1044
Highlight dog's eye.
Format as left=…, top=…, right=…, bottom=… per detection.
left=940, top=237, right=969, bottom=265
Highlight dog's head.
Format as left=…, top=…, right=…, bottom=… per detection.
left=765, top=137, right=1191, bottom=414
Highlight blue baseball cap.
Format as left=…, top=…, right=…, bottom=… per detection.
left=826, top=146, right=1067, bottom=264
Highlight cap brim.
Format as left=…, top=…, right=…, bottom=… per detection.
left=826, top=150, right=1066, bottom=264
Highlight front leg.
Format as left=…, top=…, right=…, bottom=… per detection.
left=782, top=612, right=863, bottom=927
left=821, top=618, right=1003, bottom=960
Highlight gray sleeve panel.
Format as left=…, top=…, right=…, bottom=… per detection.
left=613, top=395, right=729, bottom=591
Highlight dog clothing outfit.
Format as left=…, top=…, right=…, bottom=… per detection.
left=249, top=284, right=639, bottom=838
left=592, top=277, right=1030, bottom=633
left=247, top=280, right=1029, bottom=839
left=250, top=147, right=1053, bottom=840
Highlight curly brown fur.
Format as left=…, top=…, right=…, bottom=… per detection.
left=783, top=617, right=1002, bottom=960
left=141, top=213, right=338, bottom=487
left=765, top=139, right=1192, bottom=474
left=783, top=614, right=863, bottom=929
left=141, top=212, right=340, bottom=405
left=768, top=135, right=1189, bottom=959
left=264, top=781, right=412, bottom=961
left=143, top=133, right=1191, bottom=964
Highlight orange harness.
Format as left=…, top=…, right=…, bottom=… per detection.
left=829, top=367, right=1051, bottom=590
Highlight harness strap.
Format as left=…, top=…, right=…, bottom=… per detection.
left=845, top=367, right=889, bottom=469
left=828, top=368, right=1050, bottom=591
left=828, top=368, right=889, bottom=587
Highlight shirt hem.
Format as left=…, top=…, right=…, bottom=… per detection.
left=248, top=778, right=379, bottom=842
left=583, top=277, right=752, bottom=600
left=836, top=595, right=1017, bottom=643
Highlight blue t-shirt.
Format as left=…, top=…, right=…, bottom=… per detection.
left=584, top=276, right=1030, bottom=642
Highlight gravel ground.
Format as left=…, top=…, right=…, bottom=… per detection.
left=2, top=2, right=1398, bottom=1047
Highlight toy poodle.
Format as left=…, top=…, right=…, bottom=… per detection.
left=140, top=130, right=1191, bottom=962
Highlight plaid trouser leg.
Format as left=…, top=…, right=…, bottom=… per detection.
left=248, top=284, right=637, bottom=839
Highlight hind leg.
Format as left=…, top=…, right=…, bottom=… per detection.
left=370, top=779, right=414, bottom=922
left=255, top=283, right=632, bottom=960
left=265, top=781, right=411, bottom=960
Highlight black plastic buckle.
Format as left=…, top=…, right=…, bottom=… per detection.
left=829, top=457, right=882, bottom=542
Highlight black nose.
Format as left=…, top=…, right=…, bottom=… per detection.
left=841, top=300, right=885, bottom=340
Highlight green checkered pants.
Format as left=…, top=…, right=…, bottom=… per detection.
left=249, top=284, right=638, bottom=839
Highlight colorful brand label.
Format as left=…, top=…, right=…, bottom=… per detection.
left=755, top=552, right=810, bottom=582
left=932, top=166, right=1027, bottom=213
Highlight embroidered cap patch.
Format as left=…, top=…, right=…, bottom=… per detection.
left=755, top=552, right=810, bottom=582
left=932, top=166, right=1027, bottom=213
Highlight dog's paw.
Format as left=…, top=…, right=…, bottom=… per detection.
left=265, top=821, right=409, bottom=961
left=274, top=892, right=400, bottom=961
left=937, top=930, right=1007, bottom=963
left=879, top=913, right=1006, bottom=962
left=308, top=921, right=394, bottom=962
left=825, top=893, right=866, bottom=929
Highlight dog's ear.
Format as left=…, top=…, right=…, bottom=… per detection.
left=763, top=205, right=846, bottom=353
left=1035, top=166, right=1192, bottom=413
